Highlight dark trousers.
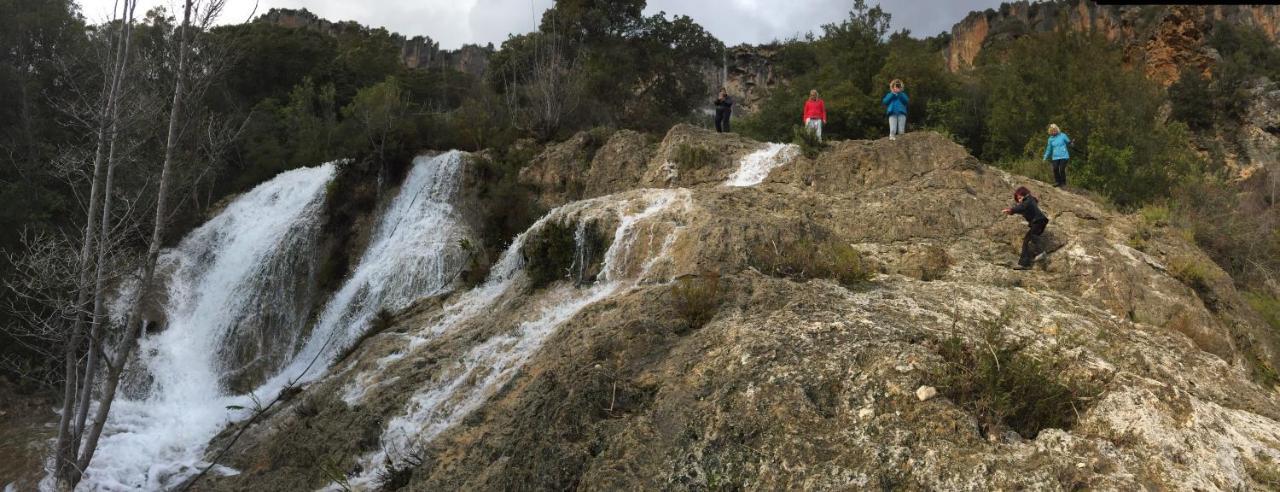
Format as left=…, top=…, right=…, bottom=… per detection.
left=714, top=110, right=731, bottom=133
left=1052, top=159, right=1068, bottom=187
left=1019, top=219, right=1049, bottom=267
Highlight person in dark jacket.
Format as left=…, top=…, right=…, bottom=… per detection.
left=1002, top=186, right=1050, bottom=270
left=714, top=88, right=733, bottom=133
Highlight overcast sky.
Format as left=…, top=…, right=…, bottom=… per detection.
left=75, top=0, right=1003, bottom=49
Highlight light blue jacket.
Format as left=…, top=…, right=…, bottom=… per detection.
left=881, top=91, right=908, bottom=116
left=1043, top=132, right=1070, bottom=160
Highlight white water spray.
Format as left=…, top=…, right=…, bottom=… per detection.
left=339, top=189, right=690, bottom=490
left=724, top=143, right=798, bottom=187
left=80, top=163, right=336, bottom=490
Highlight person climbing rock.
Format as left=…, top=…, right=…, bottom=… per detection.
left=882, top=79, right=908, bottom=140
left=1002, top=186, right=1050, bottom=270
left=714, top=88, right=733, bottom=133
left=1043, top=124, right=1071, bottom=188
left=803, top=89, right=827, bottom=142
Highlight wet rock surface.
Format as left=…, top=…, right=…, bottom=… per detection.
left=194, top=128, right=1280, bottom=491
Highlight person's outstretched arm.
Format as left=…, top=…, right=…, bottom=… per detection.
left=821, top=101, right=827, bottom=123
left=1043, top=138, right=1052, bottom=161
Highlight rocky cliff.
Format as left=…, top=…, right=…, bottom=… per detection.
left=945, top=2, right=1280, bottom=86
left=189, top=126, right=1280, bottom=491
left=258, top=8, right=492, bottom=77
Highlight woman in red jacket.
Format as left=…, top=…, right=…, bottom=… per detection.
left=802, top=89, right=827, bottom=142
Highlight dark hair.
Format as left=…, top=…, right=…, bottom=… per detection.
left=1014, top=186, right=1031, bottom=200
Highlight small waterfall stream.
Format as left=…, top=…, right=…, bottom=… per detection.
left=724, top=143, right=798, bottom=187
left=338, top=189, right=691, bottom=490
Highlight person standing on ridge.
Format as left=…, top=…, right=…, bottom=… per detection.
left=882, top=79, right=908, bottom=140
left=1043, top=123, right=1071, bottom=187
left=714, top=88, right=734, bottom=133
left=803, top=89, right=827, bottom=142
left=1002, top=186, right=1050, bottom=270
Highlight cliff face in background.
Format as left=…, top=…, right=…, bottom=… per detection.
left=945, top=2, right=1280, bottom=86
left=258, top=8, right=492, bottom=77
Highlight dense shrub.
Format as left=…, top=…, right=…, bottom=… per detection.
left=670, top=272, right=722, bottom=330
left=750, top=228, right=873, bottom=288
left=933, top=315, right=1101, bottom=439
left=671, top=143, right=715, bottom=169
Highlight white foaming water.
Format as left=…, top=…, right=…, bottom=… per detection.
left=338, top=189, right=690, bottom=490
left=79, top=152, right=475, bottom=490
left=269, top=151, right=473, bottom=390
left=724, top=143, right=798, bottom=187
left=80, top=163, right=337, bottom=491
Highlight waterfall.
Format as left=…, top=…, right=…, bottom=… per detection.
left=338, top=189, right=691, bottom=490
left=80, top=163, right=337, bottom=491
left=268, top=151, right=473, bottom=390
left=724, top=143, right=798, bottom=187
left=78, top=151, right=474, bottom=490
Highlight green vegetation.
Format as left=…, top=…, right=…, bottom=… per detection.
left=522, top=219, right=608, bottom=289
left=670, top=272, right=722, bottom=331
left=933, top=315, right=1102, bottom=439
left=791, top=125, right=825, bottom=159
left=671, top=143, right=716, bottom=169
left=1168, top=256, right=1216, bottom=295
left=751, top=228, right=873, bottom=288
left=1129, top=203, right=1171, bottom=252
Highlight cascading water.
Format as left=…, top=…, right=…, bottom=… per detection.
left=337, top=189, right=691, bottom=490
left=266, top=151, right=473, bottom=390
left=724, top=143, right=798, bottom=187
left=78, top=151, right=476, bottom=490
left=80, top=163, right=337, bottom=490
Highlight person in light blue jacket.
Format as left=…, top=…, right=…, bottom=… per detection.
left=882, top=79, right=908, bottom=140
left=1043, top=123, right=1071, bottom=187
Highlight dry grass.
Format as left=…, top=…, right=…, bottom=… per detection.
left=670, top=272, right=722, bottom=331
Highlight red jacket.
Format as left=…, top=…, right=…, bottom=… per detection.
left=803, top=99, right=826, bottom=123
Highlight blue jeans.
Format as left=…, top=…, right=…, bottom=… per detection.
left=888, top=114, right=906, bottom=137
left=805, top=118, right=823, bottom=141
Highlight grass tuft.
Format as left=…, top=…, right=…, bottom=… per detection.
left=670, top=272, right=722, bottom=331
left=932, top=313, right=1102, bottom=439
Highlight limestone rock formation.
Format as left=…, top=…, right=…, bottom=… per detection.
left=945, top=2, right=1280, bottom=86
left=192, top=126, right=1280, bottom=491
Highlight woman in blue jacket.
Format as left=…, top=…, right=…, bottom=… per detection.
left=1043, top=124, right=1071, bottom=187
left=882, top=79, right=908, bottom=140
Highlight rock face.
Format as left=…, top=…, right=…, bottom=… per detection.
left=258, top=8, right=492, bottom=77
left=193, top=127, right=1280, bottom=491
left=945, top=2, right=1280, bottom=86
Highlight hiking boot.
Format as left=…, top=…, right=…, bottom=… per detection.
left=1033, top=251, right=1048, bottom=263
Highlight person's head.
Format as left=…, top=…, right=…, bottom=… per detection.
left=1047, top=123, right=1060, bottom=135
left=890, top=79, right=903, bottom=92
left=809, top=89, right=819, bottom=100
left=1014, top=186, right=1031, bottom=202
left=719, top=87, right=727, bottom=97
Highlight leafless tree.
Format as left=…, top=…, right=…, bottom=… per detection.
left=518, top=33, right=583, bottom=140
left=51, top=0, right=138, bottom=484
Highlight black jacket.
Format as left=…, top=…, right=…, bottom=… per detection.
left=714, top=96, right=734, bottom=112
left=1010, top=195, right=1048, bottom=225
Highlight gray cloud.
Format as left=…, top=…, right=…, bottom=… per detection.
left=75, top=0, right=1000, bottom=49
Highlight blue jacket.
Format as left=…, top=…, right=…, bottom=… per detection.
left=881, top=91, right=908, bottom=116
left=1043, top=133, right=1070, bottom=160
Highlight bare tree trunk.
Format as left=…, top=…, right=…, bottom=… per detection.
left=53, top=2, right=131, bottom=484
left=74, top=0, right=138, bottom=449
left=73, top=0, right=192, bottom=483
